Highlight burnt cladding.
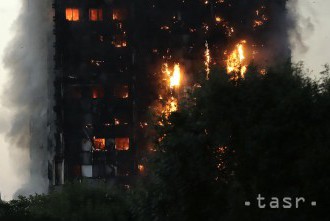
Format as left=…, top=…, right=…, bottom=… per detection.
left=53, top=0, right=137, bottom=184
left=52, top=0, right=290, bottom=184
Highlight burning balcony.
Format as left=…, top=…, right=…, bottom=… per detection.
left=93, top=138, right=106, bottom=151
left=115, top=138, right=129, bottom=151
left=162, top=63, right=182, bottom=89
left=66, top=8, right=79, bottom=21
left=226, top=40, right=248, bottom=79
left=89, top=9, right=103, bottom=21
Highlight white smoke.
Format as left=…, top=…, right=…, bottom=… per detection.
left=0, top=0, right=25, bottom=201
left=0, top=0, right=54, bottom=200
left=287, top=0, right=314, bottom=54
left=288, top=0, right=330, bottom=76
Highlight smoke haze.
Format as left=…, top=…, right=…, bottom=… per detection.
left=0, top=0, right=24, bottom=201
left=288, top=0, right=330, bottom=76
left=0, top=0, right=54, bottom=200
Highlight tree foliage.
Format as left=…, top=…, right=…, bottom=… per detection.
left=0, top=183, right=132, bottom=221
left=134, top=63, right=330, bottom=220
left=1, top=63, right=330, bottom=220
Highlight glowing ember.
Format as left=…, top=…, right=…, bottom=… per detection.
left=160, top=96, right=178, bottom=118
left=253, top=20, right=264, bottom=28
left=112, top=9, right=124, bottom=21
left=138, top=164, right=145, bottom=173
left=161, top=26, right=170, bottom=30
left=162, top=63, right=171, bottom=81
left=92, top=86, right=104, bottom=99
left=226, top=40, right=248, bottom=78
left=215, top=16, right=222, bottom=23
left=205, top=41, right=211, bottom=79
left=157, top=95, right=178, bottom=119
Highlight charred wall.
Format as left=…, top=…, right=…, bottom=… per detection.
left=53, top=0, right=137, bottom=184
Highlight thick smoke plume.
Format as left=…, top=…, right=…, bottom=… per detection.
left=3, top=0, right=54, bottom=198
left=287, top=0, right=314, bottom=55
left=287, top=0, right=330, bottom=76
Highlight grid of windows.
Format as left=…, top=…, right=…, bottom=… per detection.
left=58, top=4, right=133, bottom=181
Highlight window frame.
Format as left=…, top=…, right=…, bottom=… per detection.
left=115, top=138, right=130, bottom=151
left=89, top=8, right=103, bottom=21
left=66, top=8, right=80, bottom=21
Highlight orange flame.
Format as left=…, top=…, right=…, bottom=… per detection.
left=226, top=40, right=248, bottom=78
left=205, top=41, right=211, bottom=79
left=168, top=96, right=178, bottom=113
left=93, top=138, right=106, bottom=150
left=162, top=63, right=182, bottom=88
left=171, top=64, right=181, bottom=88
left=253, top=20, right=264, bottom=28
left=66, top=8, right=79, bottom=21
left=161, top=96, right=178, bottom=118
left=138, top=164, right=145, bottom=173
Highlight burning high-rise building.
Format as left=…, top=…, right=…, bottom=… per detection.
left=51, top=0, right=290, bottom=185
left=52, top=0, right=137, bottom=184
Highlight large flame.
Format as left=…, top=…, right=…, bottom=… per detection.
left=170, top=64, right=181, bottom=88
left=226, top=40, right=247, bottom=78
left=159, top=63, right=183, bottom=118
left=162, top=63, right=182, bottom=88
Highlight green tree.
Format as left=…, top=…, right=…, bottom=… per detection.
left=0, top=183, right=132, bottom=221
left=135, top=63, right=330, bottom=220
